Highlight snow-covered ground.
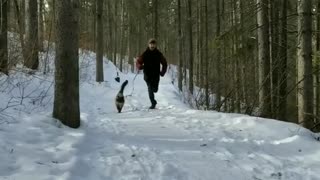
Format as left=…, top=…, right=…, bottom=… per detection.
left=0, top=50, right=320, bottom=180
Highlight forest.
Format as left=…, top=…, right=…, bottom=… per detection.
left=0, top=0, right=320, bottom=129
left=1, top=0, right=316, bottom=130
left=1, top=1, right=320, bottom=179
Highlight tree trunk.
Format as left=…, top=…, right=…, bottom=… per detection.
left=316, top=0, right=320, bottom=120
left=92, top=0, right=96, bottom=51
left=53, top=0, right=80, bottom=128
left=113, top=1, right=118, bottom=66
left=119, top=0, right=124, bottom=72
left=187, top=0, right=193, bottom=95
left=215, top=0, right=221, bottom=110
left=196, top=0, right=200, bottom=87
left=25, top=0, right=39, bottom=70
left=204, top=0, right=209, bottom=108
left=103, top=0, right=108, bottom=56
left=233, top=0, right=240, bottom=113
left=279, top=0, right=287, bottom=120
left=0, top=0, right=8, bottom=75
left=198, top=0, right=204, bottom=89
left=128, top=23, right=134, bottom=72
left=13, top=0, right=27, bottom=65
left=239, top=0, right=248, bottom=113
left=153, top=0, right=158, bottom=39
left=127, top=1, right=134, bottom=72
left=257, top=0, right=271, bottom=118
left=84, top=0, right=89, bottom=48
left=20, top=0, right=25, bottom=34
left=107, top=0, right=113, bottom=59
left=38, top=0, right=44, bottom=51
left=223, top=35, right=228, bottom=112
left=178, top=0, right=183, bottom=92
left=297, top=0, right=314, bottom=129
left=49, top=0, right=55, bottom=43
left=269, top=0, right=280, bottom=118
left=137, top=6, right=142, bottom=58
left=96, top=0, right=104, bottom=82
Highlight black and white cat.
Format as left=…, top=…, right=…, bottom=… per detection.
left=115, top=80, right=128, bottom=113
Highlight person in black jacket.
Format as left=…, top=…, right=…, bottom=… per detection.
left=136, top=38, right=168, bottom=109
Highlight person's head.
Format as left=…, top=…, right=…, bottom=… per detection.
left=148, top=38, right=157, bottom=51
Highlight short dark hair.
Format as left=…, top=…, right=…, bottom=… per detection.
left=148, top=38, right=157, bottom=44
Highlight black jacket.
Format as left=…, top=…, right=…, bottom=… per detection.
left=137, top=48, right=167, bottom=79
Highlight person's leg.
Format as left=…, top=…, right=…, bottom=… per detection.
left=151, top=76, right=160, bottom=93
left=145, top=75, right=157, bottom=108
left=149, top=77, right=160, bottom=109
left=147, top=82, right=156, bottom=105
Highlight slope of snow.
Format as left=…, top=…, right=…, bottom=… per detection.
left=0, top=50, right=320, bottom=180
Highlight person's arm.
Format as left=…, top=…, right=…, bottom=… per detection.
left=136, top=56, right=144, bottom=70
left=160, top=53, right=167, bottom=76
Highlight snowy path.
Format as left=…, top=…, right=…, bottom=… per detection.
left=73, top=70, right=320, bottom=180
left=1, top=61, right=320, bottom=180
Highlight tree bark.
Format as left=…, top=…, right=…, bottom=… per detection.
left=316, top=0, right=320, bottom=120
left=297, top=0, right=314, bottom=129
left=96, top=0, right=104, bottom=82
left=215, top=0, right=221, bottom=110
left=19, top=0, right=25, bottom=34
left=25, top=0, right=39, bottom=70
left=127, top=1, right=134, bottom=72
left=178, top=0, right=183, bottom=92
left=257, top=0, right=271, bottom=118
left=38, top=0, right=44, bottom=51
left=239, top=0, right=249, bottom=113
left=107, top=0, right=113, bottom=59
left=153, top=0, right=158, bottom=39
left=128, top=21, right=134, bottom=72
left=233, top=0, right=240, bottom=113
left=53, top=0, right=80, bottom=128
left=0, top=0, right=8, bottom=75
left=187, top=0, right=194, bottom=95
left=196, top=0, right=200, bottom=87
left=269, top=0, right=280, bottom=118
left=279, top=0, right=287, bottom=120
left=92, top=0, right=96, bottom=51
left=113, top=0, right=118, bottom=66
left=119, top=0, right=124, bottom=72
left=204, top=0, right=209, bottom=108
left=13, top=0, right=27, bottom=65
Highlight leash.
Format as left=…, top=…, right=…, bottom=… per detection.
left=126, top=71, right=140, bottom=97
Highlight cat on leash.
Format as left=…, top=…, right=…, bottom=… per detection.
left=115, top=80, right=128, bottom=113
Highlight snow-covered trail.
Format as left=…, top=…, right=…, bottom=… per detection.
left=1, top=60, right=320, bottom=180
left=74, top=64, right=320, bottom=180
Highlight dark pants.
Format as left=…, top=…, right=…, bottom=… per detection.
left=144, top=75, right=159, bottom=105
